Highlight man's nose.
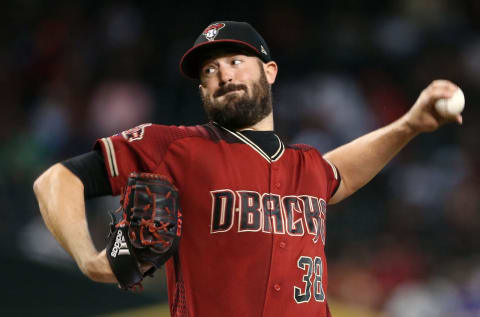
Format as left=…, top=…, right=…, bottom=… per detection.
left=218, top=65, right=233, bottom=86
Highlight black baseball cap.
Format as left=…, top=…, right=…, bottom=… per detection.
left=180, top=21, right=272, bottom=79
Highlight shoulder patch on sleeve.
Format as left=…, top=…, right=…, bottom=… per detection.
left=121, top=123, right=152, bottom=142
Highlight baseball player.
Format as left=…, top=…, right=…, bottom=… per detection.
left=33, top=21, right=462, bottom=316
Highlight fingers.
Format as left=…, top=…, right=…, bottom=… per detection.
left=407, top=79, right=463, bottom=133
left=426, top=81, right=464, bottom=126
left=430, top=79, right=458, bottom=91
left=425, top=80, right=458, bottom=100
left=456, top=114, right=463, bottom=125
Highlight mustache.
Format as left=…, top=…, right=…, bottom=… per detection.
left=213, top=84, right=248, bottom=98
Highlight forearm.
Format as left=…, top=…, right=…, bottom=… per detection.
left=324, top=80, right=462, bottom=204
left=33, top=163, right=113, bottom=282
left=325, top=116, right=417, bottom=203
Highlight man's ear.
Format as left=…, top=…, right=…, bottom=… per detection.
left=198, top=83, right=207, bottom=98
left=263, top=61, right=278, bottom=84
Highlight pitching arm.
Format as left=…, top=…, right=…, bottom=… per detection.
left=325, top=80, right=462, bottom=205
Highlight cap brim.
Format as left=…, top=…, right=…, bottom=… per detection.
left=179, top=40, right=262, bottom=80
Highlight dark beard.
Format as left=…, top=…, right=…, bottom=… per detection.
left=200, top=69, right=273, bottom=131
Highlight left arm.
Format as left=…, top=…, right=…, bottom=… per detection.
left=325, top=80, right=462, bottom=204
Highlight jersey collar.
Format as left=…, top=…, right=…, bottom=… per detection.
left=214, top=122, right=285, bottom=163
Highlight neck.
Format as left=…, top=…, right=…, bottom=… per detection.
left=239, top=112, right=274, bottom=131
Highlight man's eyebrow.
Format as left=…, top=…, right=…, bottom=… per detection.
left=199, top=57, right=218, bottom=69
left=198, top=50, right=255, bottom=71
left=199, top=53, right=235, bottom=68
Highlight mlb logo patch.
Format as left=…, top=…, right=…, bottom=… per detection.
left=202, top=23, right=225, bottom=41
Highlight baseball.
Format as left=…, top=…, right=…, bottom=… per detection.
left=434, top=88, right=465, bottom=117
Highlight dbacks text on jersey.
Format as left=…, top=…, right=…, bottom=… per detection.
left=210, top=190, right=327, bottom=245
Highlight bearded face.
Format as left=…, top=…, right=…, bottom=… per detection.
left=200, top=61, right=273, bottom=131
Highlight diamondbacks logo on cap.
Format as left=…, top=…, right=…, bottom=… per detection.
left=203, top=23, right=225, bottom=41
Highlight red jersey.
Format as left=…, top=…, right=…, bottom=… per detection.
left=96, top=122, right=339, bottom=317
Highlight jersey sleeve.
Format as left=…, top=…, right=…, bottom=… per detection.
left=320, top=156, right=341, bottom=201
left=290, top=143, right=342, bottom=202
left=94, top=123, right=186, bottom=195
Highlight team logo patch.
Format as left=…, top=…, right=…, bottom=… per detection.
left=202, top=23, right=225, bottom=41
left=121, top=123, right=152, bottom=142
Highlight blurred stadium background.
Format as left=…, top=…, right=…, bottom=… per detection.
left=2, top=0, right=480, bottom=316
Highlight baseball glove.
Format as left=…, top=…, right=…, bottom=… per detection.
left=106, top=172, right=182, bottom=290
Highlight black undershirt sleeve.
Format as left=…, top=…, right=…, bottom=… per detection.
left=331, top=171, right=341, bottom=197
left=62, top=150, right=113, bottom=199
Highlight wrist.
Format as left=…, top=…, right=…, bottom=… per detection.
left=397, top=113, right=421, bottom=139
left=78, top=250, right=117, bottom=283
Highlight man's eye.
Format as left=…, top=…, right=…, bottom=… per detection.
left=232, top=59, right=242, bottom=65
left=204, top=67, right=215, bottom=74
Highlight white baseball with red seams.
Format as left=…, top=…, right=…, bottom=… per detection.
left=435, top=88, right=465, bottom=117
